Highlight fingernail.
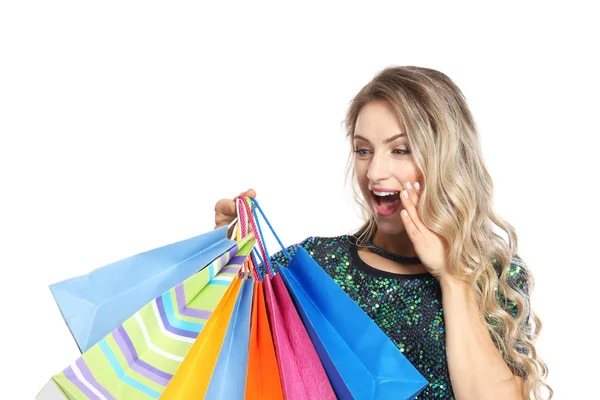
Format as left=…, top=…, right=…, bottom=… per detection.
left=403, top=190, right=409, bottom=199
left=415, top=182, right=420, bottom=191
left=405, top=181, right=412, bottom=190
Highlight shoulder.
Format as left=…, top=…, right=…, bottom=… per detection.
left=492, top=254, right=534, bottom=323
left=493, top=254, right=531, bottom=295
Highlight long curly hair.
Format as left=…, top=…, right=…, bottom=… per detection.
left=343, top=66, right=552, bottom=399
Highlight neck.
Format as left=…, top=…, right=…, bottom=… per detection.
left=371, top=229, right=418, bottom=258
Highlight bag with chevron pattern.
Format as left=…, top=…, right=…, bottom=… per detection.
left=37, top=198, right=258, bottom=400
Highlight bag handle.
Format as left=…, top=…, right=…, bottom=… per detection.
left=236, top=196, right=286, bottom=277
left=232, top=196, right=293, bottom=277
left=248, top=198, right=292, bottom=272
left=235, top=196, right=250, bottom=241
left=235, top=196, right=268, bottom=280
left=250, top=247, right=265, bottom=281
left=251, top=198, right=291, bottom=260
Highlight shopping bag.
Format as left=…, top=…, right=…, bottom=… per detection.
left=249, top=198, right=429, bottom=399
left=244, top=280, right=284, bottom=400
left=50, top=225, right=237, bottom=352
left=36, top=380, right=69, bottom=400
left=205, top=277, right=254, bottom=399
left=263, top=272, right=336, bottom=400
left=279, top=251, right=428, bottom=399
left=159, top=277, right=244, bottom=399
left=50, top=234, right=255, bottom=400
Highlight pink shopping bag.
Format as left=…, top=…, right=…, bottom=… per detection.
left=263, top=272, right=336, bottom=400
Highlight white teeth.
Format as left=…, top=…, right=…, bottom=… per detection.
left=373, top=190, right=398, bottom=196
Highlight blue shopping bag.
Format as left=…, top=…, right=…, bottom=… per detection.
left=49, top=225, right=237, bottom=352
left=249, top=198, right=428, bottom=400
left=279, top=250, right=428, bottom=399
left=205, top=277, right=255, bottom=399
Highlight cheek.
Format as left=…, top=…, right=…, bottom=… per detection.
left=354, top=170, right=371, bottom=197
left=355, top=168, right=369, bottom=191
left=354, top=160, right=369, bottom=179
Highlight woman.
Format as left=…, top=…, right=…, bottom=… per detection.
left=214, top=66, right=551, bottom=399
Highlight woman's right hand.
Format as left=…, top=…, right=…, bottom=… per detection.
left=214, top=189, right=257, bottom=234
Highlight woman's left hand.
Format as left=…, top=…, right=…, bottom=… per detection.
left=400, top=181, right=451, bottom=282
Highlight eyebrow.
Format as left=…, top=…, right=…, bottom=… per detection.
left=353, top=133, right=406, bottom=144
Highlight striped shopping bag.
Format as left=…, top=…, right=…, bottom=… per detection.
left=49, top=234, right=256, bottom=400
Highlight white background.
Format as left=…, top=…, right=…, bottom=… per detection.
left=1, top=1, right=597, bottom=398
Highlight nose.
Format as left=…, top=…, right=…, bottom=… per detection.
left=366, top=152, right=392, bottom=183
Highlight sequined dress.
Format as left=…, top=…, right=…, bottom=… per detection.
left=269, top=234, right=529, bottom=400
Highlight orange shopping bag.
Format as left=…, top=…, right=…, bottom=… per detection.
left=160, top=276, right=243, bottom=399
left=245, top=279, right=284, bottom=400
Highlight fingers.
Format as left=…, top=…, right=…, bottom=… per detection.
left=215, top=198, right=237, bottom=215
left=214, top=189, right=257, bottom=229
left=239, top=189, right=256, bottom=198
left=401, top=181, right=425, bottom=233
left=214, top=198, right=237, bottom=228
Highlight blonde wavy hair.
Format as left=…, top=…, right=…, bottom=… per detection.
left=343, top=66, right=552, bottom=399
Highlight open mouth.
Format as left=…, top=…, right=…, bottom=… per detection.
left=371, top=190, right=402, bottom=216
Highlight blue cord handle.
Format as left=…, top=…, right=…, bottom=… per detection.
left=249, top=248, right=261, bottom=281
left=251, top=247, right=266, bottom=280
left=250, top=198, right=292, bottom=262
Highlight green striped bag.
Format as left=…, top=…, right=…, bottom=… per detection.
left=49, top=234, right=256, bottom=400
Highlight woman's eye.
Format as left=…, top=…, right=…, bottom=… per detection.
left=354, top=148, right=371, bottom=156
left=393, top=149, right=410, bottom=155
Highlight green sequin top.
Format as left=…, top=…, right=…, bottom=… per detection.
left=269, top=234, right=530, bottom=400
